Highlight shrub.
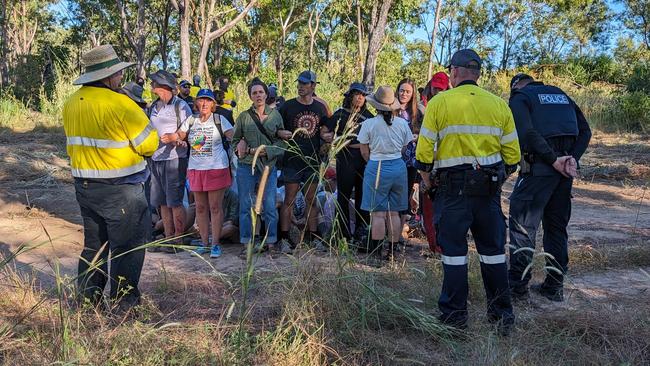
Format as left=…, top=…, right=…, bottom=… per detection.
left=627, top=62, right=650, bottom=94
left=599, top=91, right=650, bottom=133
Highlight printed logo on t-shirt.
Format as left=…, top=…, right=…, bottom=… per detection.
left=189, top=125, right=214, bottom=158
left=293, top=111, right=320, bottom=138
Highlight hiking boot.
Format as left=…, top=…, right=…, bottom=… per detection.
left=510, top=286, right=529, bottom=303
left=531, top=284, right=564, bottom=302
left=147, top=246, right=164, bottom=253
left=487, top=314, right=515, bottom=337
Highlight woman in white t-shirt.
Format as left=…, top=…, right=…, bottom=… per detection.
left=162, top=89, right=234, bottom=258
left=357, top=85, right=412, bottom=266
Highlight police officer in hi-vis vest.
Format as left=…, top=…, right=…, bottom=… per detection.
left=507, top=74, right=592, bottom=302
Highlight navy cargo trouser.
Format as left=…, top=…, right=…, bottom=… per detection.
left=508, top=168, right=573, bottom=293
left=434, top=170, right=514, bottom=326
left=75, top=180, right=150, bottom=306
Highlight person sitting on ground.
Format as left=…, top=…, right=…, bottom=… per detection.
left=147, top=70, right=193, bottom=253
left=121, top=81, right=148, bottom=111
left=358, top=85, right=412, bottom=266
left=178, top=80, right=195, bottom=112
left=316, top=167, right=337, bottom=240
left=161, top=89, right=234, bottom=258
left=217, top=75, right=237, bottom=110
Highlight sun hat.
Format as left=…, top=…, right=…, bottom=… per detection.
left=447, top=49, right=482, bottom=70
left=366, top=85, right=401, bottom=112
left=196, top=89, right=216, bottom=102
left=344, top=82, right=369, bottom=96
left=429, top=72, right=450, bottom=91
left=297, top=70, right=318, bottom=84
left=121, top=82, right=146, bottom=104
left=73, top=44, right=135, bottom=85
left=148, top=70, right=177, bottom=89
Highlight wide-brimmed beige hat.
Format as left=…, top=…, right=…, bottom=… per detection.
left=73, top=45, right=135, bottom=85
left=366, top=85, right=401, bottom=112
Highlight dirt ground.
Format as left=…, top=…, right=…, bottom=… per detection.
left=0, top=128, right=649, bottom=313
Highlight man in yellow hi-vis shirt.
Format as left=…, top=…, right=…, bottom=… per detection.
left=63, top=44, right=159, bottom=311
left=189, top=74, right=201, bottom=98
left=415, top=49, right=520, bottom=335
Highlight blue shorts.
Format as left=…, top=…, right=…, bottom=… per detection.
left=149, top=158, right=188, bottom=207
left=361, top=158, right=408, bottom=212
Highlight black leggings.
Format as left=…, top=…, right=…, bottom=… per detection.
left=336, top=148, right=369, bottom=239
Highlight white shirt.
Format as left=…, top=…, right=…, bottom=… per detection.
left=357, top=115, right=412, bottom=161
left=179, top=114, right=234, bottom=170
left=149, top=97, right=192, bottom=161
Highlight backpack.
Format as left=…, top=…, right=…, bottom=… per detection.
left=147, top=97, right=183, bottom=128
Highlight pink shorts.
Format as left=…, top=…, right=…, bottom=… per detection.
left=187, top=168, right=232, bottom=192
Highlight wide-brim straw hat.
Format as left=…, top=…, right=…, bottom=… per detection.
left=73, top=45, right=134, bottom=85
left=366, top=85, right=401, bottom=112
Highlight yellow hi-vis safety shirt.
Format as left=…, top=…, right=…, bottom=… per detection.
left=63, top=86, right=159, bottom=179
left=415, top=81, right=520, bottom=171
left=189, top=85, right=200, bottom=98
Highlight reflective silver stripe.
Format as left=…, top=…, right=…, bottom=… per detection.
left=439, top=125, right=503, bottom=140
left=67, top=136, right=130, bottom=149
left=420, top=126, right=438, bottom=140
left=434, top=153, right=503, bottom=169
left=441, top=255, right=468, bottom=266
left=131, top=124, right=155, bottom=147
left=500, top=131, right=518, bottom=144
left=71, top=161, right=147, bottom=179
left=478, top=254, right=506, bottom=264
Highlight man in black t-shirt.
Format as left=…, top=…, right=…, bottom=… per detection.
left=277, top=70, right=333, bottom=250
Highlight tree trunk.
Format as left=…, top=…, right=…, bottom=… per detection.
left=427, top=0, right=443, bottom=81
left=212, top=37, right=222, bottom=70
left=276, top=30, right=285, bottom=92
left=362, top=0, right=393, bottom=89
left=196, top=0, right=257, bottom=80
left=0, top=0, right=8, bottom=88
left=178, top=0, right=192, bottom=79
left=116, top=0, right=147, bottom=78
left=247, top=48, right=259, bottom=79
left=356, top=1, right=364, bottom=76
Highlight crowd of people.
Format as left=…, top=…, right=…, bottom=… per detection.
left=63, top=44, right=590, bottom=335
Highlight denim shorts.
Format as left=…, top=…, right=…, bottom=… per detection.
left=361, top=158, right=408, bottom=212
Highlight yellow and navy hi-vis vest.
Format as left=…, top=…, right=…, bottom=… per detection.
left=415, top=82, right=520, bottom=171
left=220, top=89, right=236, bottom=110
left=63, top=86, right=159, bottom=179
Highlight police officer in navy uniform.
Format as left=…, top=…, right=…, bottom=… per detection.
left=507, top=74, right=592, bottom=302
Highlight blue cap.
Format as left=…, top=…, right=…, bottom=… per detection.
left=345, top=82, right=369, bottom=96
left=196, top=89, right=216, bottom=102
left=297, top=70, right=318, bottom=84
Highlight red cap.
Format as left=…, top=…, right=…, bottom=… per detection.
left=429, top=72, right=449, bottom=91
left=324, top=167, right=336, bottom=180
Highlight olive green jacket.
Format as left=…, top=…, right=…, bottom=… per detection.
left=232, top=105, right=285, bottom=172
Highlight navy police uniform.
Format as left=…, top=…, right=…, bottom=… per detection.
left=508, top=80, right=591, bottom=300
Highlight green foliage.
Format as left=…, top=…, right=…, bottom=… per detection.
left=627, top=62, right=650, bottom=93
left=560, top=55, right=627, bottom=85
left=601, top=91, right=650, bottom=133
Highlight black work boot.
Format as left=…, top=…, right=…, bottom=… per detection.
left=531, top=283, right=564, bottom=302
left=509, top=285, right=529, bottom=302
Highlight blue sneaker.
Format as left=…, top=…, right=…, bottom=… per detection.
left=193, top=244, right=209, bottom=255
left=210, top=244, right=222, bottom=258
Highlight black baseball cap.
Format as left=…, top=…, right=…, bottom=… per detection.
left=510, top=73, right=533, bottom=90
left=447, top=49, right=482, bottom=70
left=179, top=79, right=191, bottom=87
left=297, top=70, right=318, bottom=84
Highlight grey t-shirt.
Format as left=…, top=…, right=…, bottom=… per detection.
left=149, top=97, right=192, bottom=161
left=357, top=115, right=412, bottom=161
